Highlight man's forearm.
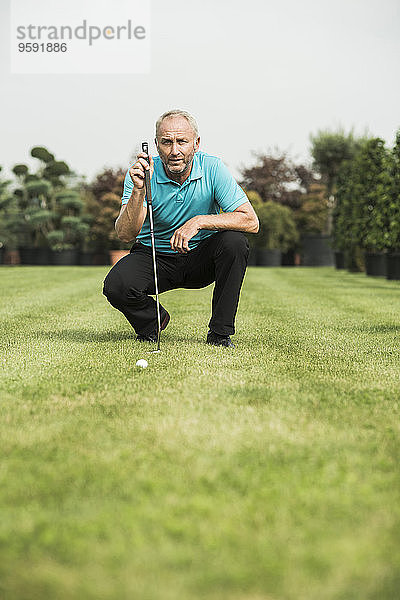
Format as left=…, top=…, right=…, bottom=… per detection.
left=169, top=202, right=259, bottom=252
left=115, top=191, right=147, bottom=243
left=195, top=211, right=258, bottom=234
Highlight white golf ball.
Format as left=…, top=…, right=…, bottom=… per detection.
left=135, top=359, right=148, bottom=369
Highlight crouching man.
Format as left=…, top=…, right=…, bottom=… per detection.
left=103, top=109, right=259, bottom=348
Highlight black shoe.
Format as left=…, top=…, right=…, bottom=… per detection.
left=136, top=332, right=158, bottom=343
left=136, top=311, right=170, bottom=342
left=206, top=330, right=235, bottom=348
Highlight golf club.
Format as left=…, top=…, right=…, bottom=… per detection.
left=142, top=141, right=162, bottom=352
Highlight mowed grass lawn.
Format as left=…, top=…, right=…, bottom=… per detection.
left=0, top=265, right=399, bottom=600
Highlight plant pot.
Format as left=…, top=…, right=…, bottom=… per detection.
left=50, top=249, right=79, bottom=266
left=386, top=253, right=400, bottom=280
left=301, top=235, right=334, bottom=266
left=109, top=250, right=130, bottom=266
left=247, top=247, right=257, bottom=266
left=334, top=251, right=345, bottom=269
left=79, top=251, right=95, bottom=266
left=79, top=251, right=110, bottom=266
left=94, top=253, right=110, bottom=266
left=19, top=247, right=51, bottom=265
left=281, top=249, right=296, bottom=266
left=3, top=250, right=20, bottom=265
left=257, top=249, right=282, bottom=266
left=344, top=246, right=364, bottom=272
left=365, top=252, right=387, bottom=277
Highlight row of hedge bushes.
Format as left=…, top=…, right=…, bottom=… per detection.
left=327, top=131, right=400, bottom=278
left=333, top=132, right=400, bottom=262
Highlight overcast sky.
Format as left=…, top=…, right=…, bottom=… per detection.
left=1, top=0, right=399, bottom=181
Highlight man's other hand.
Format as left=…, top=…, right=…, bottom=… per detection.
left=170, top=217, right=201, bottom=253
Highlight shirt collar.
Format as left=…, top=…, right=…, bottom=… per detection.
left=156, top=152, right=203, bottom=184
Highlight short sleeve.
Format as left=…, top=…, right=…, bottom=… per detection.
left=212, top=159, right=248, bottom=212
left=121, top=166, right=147, bottom=207
left=121, top=168, right=133, bottom=206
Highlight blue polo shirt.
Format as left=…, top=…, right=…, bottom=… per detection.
left=121, top=151, right=248, bottom=253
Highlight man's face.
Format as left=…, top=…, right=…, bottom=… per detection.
left=156, top=116, right=200, bottom=177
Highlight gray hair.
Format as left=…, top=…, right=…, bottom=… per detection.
left=155, top=109, right=199, bottom=139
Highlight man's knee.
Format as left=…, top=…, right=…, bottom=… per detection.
left=103, top=267, right=144, bottom=306
left=217, top=231, right=249, bottom=257
left=103, top=268, right=121, bottom=302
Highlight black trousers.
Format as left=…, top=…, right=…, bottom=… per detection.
left=103, top=230, right=249, bottom=337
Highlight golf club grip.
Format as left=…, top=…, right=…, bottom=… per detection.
left=142, top=142, right=150, bottom=164
left=141, top=142, right=152, bottom=205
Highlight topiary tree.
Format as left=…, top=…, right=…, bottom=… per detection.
left=11, top=147, right=82, bottom=249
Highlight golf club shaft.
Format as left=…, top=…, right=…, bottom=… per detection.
left=142, top=142, right=161, bottom=351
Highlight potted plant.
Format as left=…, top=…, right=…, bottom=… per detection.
left=254, top=201, right=299, bottom=266
left=333, top=153, right=365, bottom=272
left=294, top=182, right=334, bottom=266
left=14, top=147, right=82, bottom=265
left=350, top=138, right=391, bottom=277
